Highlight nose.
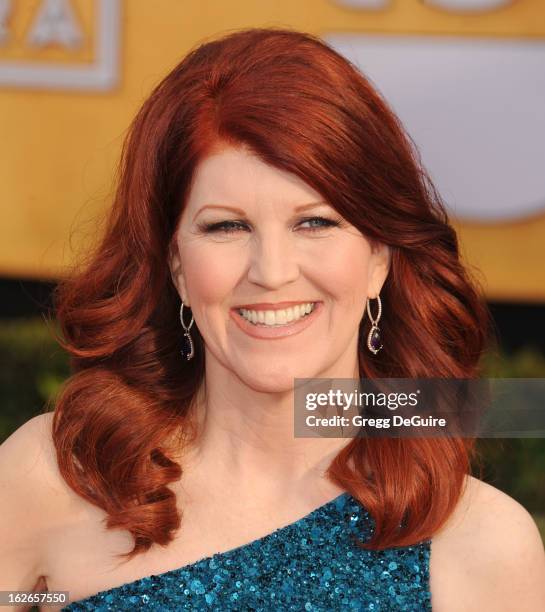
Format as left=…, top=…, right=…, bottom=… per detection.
left=246, top=230, right=300, bottom=289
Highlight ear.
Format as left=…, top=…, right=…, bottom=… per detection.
left=168, top=239, right=190, bottom=306
left=367, top=242, right=391, bottom=298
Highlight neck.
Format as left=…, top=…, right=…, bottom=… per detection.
left=176, top=348, right=362, bottom=503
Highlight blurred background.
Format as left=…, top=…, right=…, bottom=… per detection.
left=1, top=0, right=544, bottom=543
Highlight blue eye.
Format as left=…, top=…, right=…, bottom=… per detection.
left=298, top=216, right=341, bottom=231
left=200, top=216, right=341, bottom=234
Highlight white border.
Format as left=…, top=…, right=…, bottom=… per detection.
left=0, top=0, right=121, bottom=91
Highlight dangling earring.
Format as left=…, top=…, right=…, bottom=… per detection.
left=179, top=301, right=195, bottom=360
left=366, top=294, right=383, bottom=355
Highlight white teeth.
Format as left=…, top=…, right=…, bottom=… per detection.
left=239, top=302, right=316, bottom=326
left=276, top=310, right=287, bottom=324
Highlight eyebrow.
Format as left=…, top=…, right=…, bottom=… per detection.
left=192, top=201, right=329, bottom=223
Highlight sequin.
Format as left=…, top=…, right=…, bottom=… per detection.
left=61, top=492, right=431, bottom=611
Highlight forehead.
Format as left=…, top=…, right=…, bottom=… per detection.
left=185, top=146, right=322, bottom=211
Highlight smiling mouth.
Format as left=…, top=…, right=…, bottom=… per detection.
left=235, top=302, right=318, bottom=327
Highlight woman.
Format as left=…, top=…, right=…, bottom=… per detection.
left=1, top=27, right=544, bottom=611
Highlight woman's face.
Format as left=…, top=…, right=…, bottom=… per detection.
left=169, top=145, right=390, bottom=391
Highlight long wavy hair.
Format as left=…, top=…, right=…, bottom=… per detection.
left=50, top=27, right=494, bottom=563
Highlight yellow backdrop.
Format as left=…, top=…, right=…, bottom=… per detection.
left=1, top=0, right=544, bottom=301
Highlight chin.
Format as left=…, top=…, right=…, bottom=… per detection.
left=239, top=363, right=322, bottom=393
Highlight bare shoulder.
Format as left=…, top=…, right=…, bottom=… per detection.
left=1, top=412, right=54, bottom=491
left=0, top=412, right=76, bottom=598
left=430, top=474, right=545, bottom=612
left=0, top=412, right=76, bottom=515
left=0, top=412, right=83, bottom=543
left=2, top=413, right=56, bottom=484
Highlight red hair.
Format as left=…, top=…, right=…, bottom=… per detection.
left=50, top=27, right=493, bottom=562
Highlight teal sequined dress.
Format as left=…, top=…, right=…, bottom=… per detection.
left=61, top=492, right=432, bottom=611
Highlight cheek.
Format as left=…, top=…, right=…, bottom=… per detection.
left=309, top=239, right=371, bottom=301
left=181, top=244, right=243, bottom=303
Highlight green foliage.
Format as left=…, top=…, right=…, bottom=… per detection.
left=474, top=346, right=545, bottom=515
left=535, top=515, right=545, bottom=542
left=0, top=317, right=69, bottom=440
left=481, top=345, right=545, bottom=377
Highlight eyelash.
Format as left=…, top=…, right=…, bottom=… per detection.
left=199, top=216, right=342, bottom=234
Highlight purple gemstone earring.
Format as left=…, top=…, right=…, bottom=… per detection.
left=366, top=295, right=383, bottom=355
left=179, top=301, right=195, bottom=360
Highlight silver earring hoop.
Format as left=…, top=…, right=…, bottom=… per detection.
left=179, top=301, right=195, bottom=360
left=366, top=295, right=383, bottom=355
